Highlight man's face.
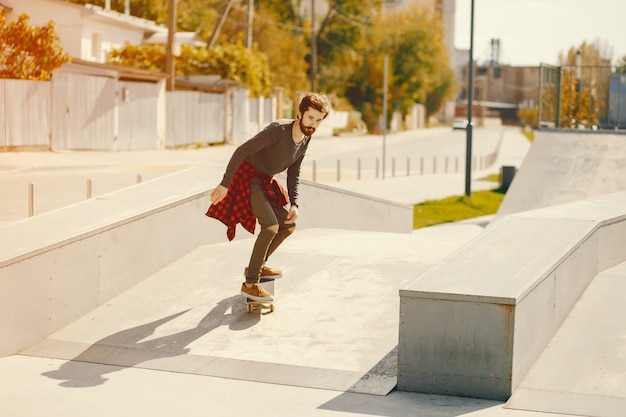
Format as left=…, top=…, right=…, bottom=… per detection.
left=298, top=108, right=326, bottom=136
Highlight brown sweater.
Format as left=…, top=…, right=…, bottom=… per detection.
left=219, top=120, right=310, bottom=207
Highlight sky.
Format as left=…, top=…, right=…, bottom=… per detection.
left=454, top=0, right=626, bottom=66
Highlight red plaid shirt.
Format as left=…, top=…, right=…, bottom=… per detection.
left=206, top=161, right=289, bottom=241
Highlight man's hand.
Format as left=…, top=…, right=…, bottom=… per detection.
left=285, top=205, right=298, bottom=224
left=210, top=185, right=228, bottom=205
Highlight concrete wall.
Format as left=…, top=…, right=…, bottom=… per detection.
left=397, top=191, right=626, bottom=400
left=0, top=167, right=412, bottom=357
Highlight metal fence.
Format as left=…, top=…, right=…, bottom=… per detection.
left=538, top=64, right=626, bottom=130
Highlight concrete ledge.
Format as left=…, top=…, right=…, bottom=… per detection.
left=0, top=167, right=412, bottom=357
left=295, top=177, right=413, bottom=234
left=397, top=191, right=626, bottom=400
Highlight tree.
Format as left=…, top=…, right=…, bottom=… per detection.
left=345, top=4, right=455, bottom=130
left=314, top=0, right=381, bottom=96
left=0, top=13, right=71, bottom=80
left=251, top=6, right=310, bottom=97
left=615, top=55, right=626, bottom=73
left=557, top=41, right=610, bottom=128
left=108, top=41, right=272, bottom=97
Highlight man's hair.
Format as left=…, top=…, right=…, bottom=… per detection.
left=299, top=93, right=331, bottom=119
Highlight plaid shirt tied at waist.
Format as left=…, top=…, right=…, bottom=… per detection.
left=206, top=161, right=289, bottom=241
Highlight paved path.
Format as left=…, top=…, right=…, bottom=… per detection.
left=0, top=126, right=529, bottom=226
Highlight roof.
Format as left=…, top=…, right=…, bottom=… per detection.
left=145, top=31, right=206, bottom=47
left=0, top=2, right=13, bottom=13
left=58, top=58, right=167, bottom=83
left=82, top=3, right=166, bottom=34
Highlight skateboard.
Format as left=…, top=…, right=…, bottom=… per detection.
left=246, top=277, right=275, bottom=313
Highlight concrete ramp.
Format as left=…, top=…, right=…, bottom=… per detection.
left=19, top=226, right=484, bottom=396
left=506, top=261, right=626, bottom=417
left=495, top=131, right=626, bottom=221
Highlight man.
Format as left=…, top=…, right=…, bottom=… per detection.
left=207, top=93, right=331, bottom=302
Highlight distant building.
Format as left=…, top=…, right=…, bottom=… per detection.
left=457, top=64, right=540, bottom=125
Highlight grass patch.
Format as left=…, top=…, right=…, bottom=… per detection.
left=413, top=189, right=505, bottom=229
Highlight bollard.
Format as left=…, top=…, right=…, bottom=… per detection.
left=336, top=159, right=341, bottom=182
left=312, top=160, right=316, bottom=182
left=420, top=156, right=424, bottom=175
left=28, top=183, right=34, bottom=217
left=445, top=156, right=449, bottom=173
left=433, top=156, right=437, bottom=174
left=406, top=157, right=410, bottom=176
left=357, top=158, right=361, bottom=180
left=376, top=158, right=380, bottom=178
left=86, top=178, right=92, bottom=199
left=136, top=174, right=142, bottom=184
left=392, top=158, right=396, bottom=177
left=456, top=157, right=459, bottom=173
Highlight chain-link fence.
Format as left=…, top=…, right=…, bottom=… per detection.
left=538, top=64, right=626, bottom=130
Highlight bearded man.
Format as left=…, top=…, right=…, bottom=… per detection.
left=207, top=93, right=331, bottom=301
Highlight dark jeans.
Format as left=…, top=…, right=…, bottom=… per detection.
left=245, top=177, right=295, bottom=283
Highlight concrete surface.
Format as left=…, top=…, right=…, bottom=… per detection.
left=506, top=260, right=626, bottom=417
left=3, top=126, right=619, bottom=417
left=398, top=191, right=626, bottom=401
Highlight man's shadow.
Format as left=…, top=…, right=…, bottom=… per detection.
left=43, top=295, right=261, bottom=387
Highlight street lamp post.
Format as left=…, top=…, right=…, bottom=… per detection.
left=465, top=0, right=475, bottom=197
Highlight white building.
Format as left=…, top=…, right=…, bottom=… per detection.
left=1, top=0, right=166, bottom=63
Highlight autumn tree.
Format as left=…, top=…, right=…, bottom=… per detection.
left=225, top=0, right=310, bottom=97
left=556, top=41, right=611, bottom=128
left=0, top=13, right=71, bottom=80
left=108, top=41, right=272, bottom=97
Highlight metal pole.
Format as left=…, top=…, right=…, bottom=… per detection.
left=165, top=0, right=176, bottom=91
left=310, top=0, right=317, bottom=92
left=246, top=0, right=253, bottom=50
left=464, top=0, right=475, bottom=197
left=382, top=56, right=388, bottom=180
left=28, top=183, right=34, bottom=217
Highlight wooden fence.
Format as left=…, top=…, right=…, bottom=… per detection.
left=0, top=73, right=275, bottom=151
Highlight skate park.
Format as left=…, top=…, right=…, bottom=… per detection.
left=0, top=126, right=625, bottom=416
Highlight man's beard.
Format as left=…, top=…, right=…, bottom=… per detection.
left=299, top=118, right=316, bottom=136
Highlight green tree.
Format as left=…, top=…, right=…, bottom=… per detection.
left=0, top=13, right=71, bottom=80
left=252, top=5, right=310, bottom=96
left=345, top=5, right=455, bottom=130
left=314, top=0, right=380, bottom=96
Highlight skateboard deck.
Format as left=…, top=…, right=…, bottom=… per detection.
left=246, top=278, right=275, bottom=313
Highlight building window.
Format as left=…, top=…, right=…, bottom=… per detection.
left=91, top=33, right=102, bottom=62
left=494, top=67, right=502, bottom=79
